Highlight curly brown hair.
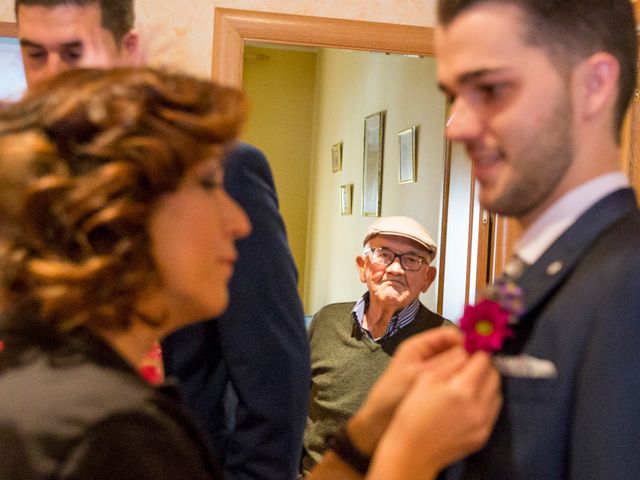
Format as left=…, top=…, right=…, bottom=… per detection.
left=0, top=67, right=246, bottom=333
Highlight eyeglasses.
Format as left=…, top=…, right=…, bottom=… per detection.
left=365, top=247, right=431, bottom=271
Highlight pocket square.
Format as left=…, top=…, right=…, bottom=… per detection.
left=493, top=354, right=557, bottom=379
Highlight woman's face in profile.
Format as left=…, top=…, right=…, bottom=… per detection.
left=148, top=156, right=251, bottom=331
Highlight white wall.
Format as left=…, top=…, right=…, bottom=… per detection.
left=304, top=49, right=446, bottom=315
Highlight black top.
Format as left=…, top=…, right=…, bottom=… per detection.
left=0, top=307, right=223, bottom=480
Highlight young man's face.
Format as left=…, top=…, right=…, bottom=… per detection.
left=18, top=3, right=137, bottom=88
left=436, top=3, right=575, bottom=225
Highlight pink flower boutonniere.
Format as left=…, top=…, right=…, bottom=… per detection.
left=460, top=300, right=513, bottom=353
left=0, top=340, right=4, bottom=353
left=460, top=279, right=523, bottom=354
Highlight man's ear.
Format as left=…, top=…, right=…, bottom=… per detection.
left=421, top=266, right=437, bottom=293
left=356, top=255, right=367, bottom=283
left=573, top=52, right=620, bottom=121
left=120, top=31, right=141, bottom=65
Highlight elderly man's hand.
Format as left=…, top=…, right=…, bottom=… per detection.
left=346, top=327, right=467, bottom=454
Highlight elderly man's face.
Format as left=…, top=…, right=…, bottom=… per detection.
left=356, top=234, right=436, bottom=311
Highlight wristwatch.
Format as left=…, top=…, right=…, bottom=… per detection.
left=325, top=425, right=371, bottom=474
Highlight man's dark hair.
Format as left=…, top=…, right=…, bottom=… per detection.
left=438, top=0, right=638, bottom=136
left=15, top=0, right=134, bottom=45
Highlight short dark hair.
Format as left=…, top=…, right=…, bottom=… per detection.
left=437, top=0, right=638, bottom=136
left=0, top=67, right=245, bottom=332
left=15, top=0, right=134, bottom=45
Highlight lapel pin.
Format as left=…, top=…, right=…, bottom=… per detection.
left=546, top=260, right=563, bottom=276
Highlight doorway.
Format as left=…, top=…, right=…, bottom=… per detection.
left=212, top=8, right=486, bottom=319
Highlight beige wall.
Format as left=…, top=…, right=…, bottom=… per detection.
left=304, top=49, right=446, bottom=315
left=241, top=45, right=317, bottom=299
left=135, top=0, right=438, bottom=77
left=0, top=3, right=13, bottom=20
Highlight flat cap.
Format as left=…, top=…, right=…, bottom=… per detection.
left=363, top=216, right=437, bottom=259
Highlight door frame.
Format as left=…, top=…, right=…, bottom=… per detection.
left=209, top=8, right=493, bottom=314
left=211, top=8, right=435, bottom=88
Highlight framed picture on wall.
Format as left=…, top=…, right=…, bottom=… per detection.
left=331, top=142, right=343, bottom=173
left=362, top=111, right=385, bottom=216
left=398, top=126, right=417, bottom=184
left=340, top=184, right=353, bottom=215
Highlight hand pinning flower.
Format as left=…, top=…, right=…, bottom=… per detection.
left=459, top=300, right=513, bottom=353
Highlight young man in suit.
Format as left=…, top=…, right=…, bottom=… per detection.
left=435, top=0, right=639, bottom=478
left=15, top=2, right=311, bottom=478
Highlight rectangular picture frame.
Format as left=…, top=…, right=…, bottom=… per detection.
left=398, top=126, right=417, bottom=184
left=362, top=111, right=385, bottom=216
left=331, top=142, right=343, bottom=173
left=340, top=184, right=353, bottom=215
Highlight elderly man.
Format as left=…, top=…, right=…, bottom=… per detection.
left=301, top=216, right=451, bottom=473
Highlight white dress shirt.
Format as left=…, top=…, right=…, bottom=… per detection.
left=515, top=172, right=630, bottom=265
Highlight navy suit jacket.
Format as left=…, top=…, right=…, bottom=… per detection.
left=444, top=188, right=640, bottom=480
left=162, top=144, right=311, bottom=480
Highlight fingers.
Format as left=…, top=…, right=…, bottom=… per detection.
left=456, top=352, right=502, bottom=398
left=417, top=345, right=468, bottom=381
left=379, top=330, right=467, bottom=400
left=452, top=352, right=502, bottom=410
left=455, top=352, right=493, bottom=384
left=353, top=332, right=467, bottom=453
left=449, top=352, right=503, bottom=446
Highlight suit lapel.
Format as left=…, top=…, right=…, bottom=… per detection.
left=517, top=188, right=638, bottom=319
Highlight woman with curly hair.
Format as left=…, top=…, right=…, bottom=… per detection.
left=0, top=67, right=500, bottom=480
left=0, top=67, right=250, bottom=479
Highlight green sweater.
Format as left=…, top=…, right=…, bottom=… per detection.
left=301, top=301, right=450, bottom=473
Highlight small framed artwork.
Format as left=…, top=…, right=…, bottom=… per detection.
left=362, top=111, right=385, bottom=216
left=331, top=142, right=343, bottom=173
left=398, top=126, right=418, bottom=184
left=340, top=184, right=353, bottom=215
